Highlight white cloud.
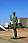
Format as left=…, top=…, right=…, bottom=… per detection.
left=4, top=22, right=8, bottom=27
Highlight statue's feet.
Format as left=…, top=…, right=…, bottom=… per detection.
left=11, top=36, right=17, bottom=39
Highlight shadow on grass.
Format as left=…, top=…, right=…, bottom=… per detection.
left=11, top=37, right=26, bottom=39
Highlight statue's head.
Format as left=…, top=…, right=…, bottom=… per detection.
left=13, top=12, right=15, bottom=16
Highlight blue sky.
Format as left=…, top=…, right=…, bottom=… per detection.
left=0, top=0, right=28, bottom=24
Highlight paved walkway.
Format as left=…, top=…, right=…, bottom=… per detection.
left=0, top=37, right=28, bottom=43
left=0, top=29, right=28, bottom=43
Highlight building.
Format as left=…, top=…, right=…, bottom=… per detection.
left=18, top=18, right=28, bottom=27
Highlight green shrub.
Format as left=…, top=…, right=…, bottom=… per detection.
left=16, top=25, right=26, bottom=28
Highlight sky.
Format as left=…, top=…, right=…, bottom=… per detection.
left=0, top=0, right=28, bottom=24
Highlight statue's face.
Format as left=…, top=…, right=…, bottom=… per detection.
left=13, top=12, right=15, bottom=16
